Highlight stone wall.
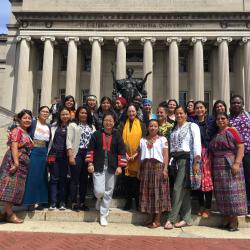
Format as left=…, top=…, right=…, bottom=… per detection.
left=21, top=0, right=247, bottom=12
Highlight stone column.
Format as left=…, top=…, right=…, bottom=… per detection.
left=65, top=37, right=79, bottom=97
left=166, top=37, right=182, bottom=101
left=217, top=37, right=232, bottom=108
left=40, top=36, right=55, bottom=106
left=89, top=37, right=103, bottom=103
left=15, top=36, right=31, bottom=112
left=114, top=37, right=129, bottom=80
left=191, top=37, right=207, bottom=101
left=141, top=37, right=156, bottom=100
left=242, top=37, right=250, bottom=111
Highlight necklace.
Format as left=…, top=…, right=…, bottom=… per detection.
left=146, top=135, right=159, bottom=149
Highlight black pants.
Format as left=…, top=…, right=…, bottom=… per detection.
left=198, top=190, right=212, bottom=209
left=125, top=176, right=140, bottom=206
left=70, top=149, right=88, bottom=204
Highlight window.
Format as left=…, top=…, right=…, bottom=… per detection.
left=59, top=89, right=66, bottom=101
left=82, top=89, right=90, bottom=104
left=83, top=52, right=91, bottom=72
left=127, top=52, right=143, bottom=62
left=179, top=91, right=188, bottom=106
left=179, top=55, right=188, bottom=72
left=204, top=91, right=210, bottom=114
left=204, top=51, right=210, bottom=72
left=38, top=50, right=43, bottom=71
left=61, top=50, right=67, bottom=71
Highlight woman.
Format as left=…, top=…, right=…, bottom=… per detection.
left=23, top=106, right=51, bottom=210
left=119, top=104, right=147, bottom=210
left=164, top=106, right=201, bottom=229
left=229, top=95, right=250, bottom=216
left=157, top=105, right=174, bottom=140
left=47, top=107, right=71, bottom=210
left=191, top=101, right=216, bottom=218
left=86, top=95, right=98, bottom=116
left=166, top=99, right=178, bottom=124
left=212, top=100, right=227, bottom=116
left=93, top=96, right=117, bottom=130
left=0, top=110, right=33, bottom=223
left=186, top=100, right=195, bottom=118
left=62, top=95, right=76, bottom=120
left=86, top=113, right=126, bottom=226
left=143, top=99, right=156, bottom=120
left=139, top=119, right=171, bottom=228
left=67, top=105, right=95, bottom=211
left=210, top=112, right=247, bottom=231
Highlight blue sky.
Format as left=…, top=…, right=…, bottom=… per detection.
left=0, top=0, right=11, bottom=34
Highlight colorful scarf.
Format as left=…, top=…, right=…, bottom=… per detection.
left=122, top=118, right=142, bottom=177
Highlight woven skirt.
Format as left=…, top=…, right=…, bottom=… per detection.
left=212, top=155, right=247, bottom=216
left=139, top=159, right=171, bottom=214
left=0, top=150, right=30, bottom=204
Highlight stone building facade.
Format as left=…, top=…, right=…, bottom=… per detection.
left=1, top=0, right=250, bottom=114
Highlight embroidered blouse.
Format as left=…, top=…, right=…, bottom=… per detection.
left=140, top=136, right=168, bottom=163
left=170, top=122, right=201, bottom=157
left=79, top=123, right=95, bottom=149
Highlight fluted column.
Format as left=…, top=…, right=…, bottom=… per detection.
left=89, top=37, right=103, bottom=103
left=141, top=37, right=156, bottom=100
left=166, top=37, right=182, bottom=101
left=217, top=37, right=232, bottom=108
left=65, top=37, right=79, bottom=97
left=15, top=36, right=31, bottom=112
left=191, top=37, right=207, bottom=101
left=242, top=37, right=250, bottom=111
left=40, top=36, right=55, bottom=106
left=114, top=37, right=129, bottom=80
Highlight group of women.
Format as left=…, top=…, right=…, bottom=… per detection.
left=0, top=94, right=249, bottom=232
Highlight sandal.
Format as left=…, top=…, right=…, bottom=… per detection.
left=202, top=210, right=210, bottom=219
left=164, top=221, right=174, bottom=230
left=147, top=222, right=160, bottom=229
left=174, top=220, right=192, bottom=228
left=6, top=213, right=23, bottom=224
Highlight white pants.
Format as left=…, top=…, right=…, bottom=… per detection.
left=93, top=168, right=116, bottom=217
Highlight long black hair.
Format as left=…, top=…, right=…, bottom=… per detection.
left=56, top=106, right=71, bottom=126
left=75, top=105, right=93, bottom=128
left=63, top=95, right=76, bottom=111
left=212, top=100, right=227, bottom=116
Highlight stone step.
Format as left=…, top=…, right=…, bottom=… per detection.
left=2, top=208, right=250, bottom=228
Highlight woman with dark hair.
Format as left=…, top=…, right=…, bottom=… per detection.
left=157, top=105, right=173, bottom=140
left=212, top=100, right=227, bottom=116
left=166, top=99, right=178, bottom=124
left=164, top=106, right=201, bottom=229
left=139, top=119, right=171, bottom=228
left=210, top=112, right=247, bottom=231
left=190, top=101, right=216, bottom=218
left=0, top=110, right=33, bottom=223
left=63, top=95, right=76, bottom=120
left=186, top=100, right=195, bottom=118
left=118, top=104, right=147, bottom=210
left=47, top=107, right=71, bottom=210
left=66, top=105, right=95, bottom=211
left=23, top=106, right=51, bottom=210
left=86, top=112, right=127, bottom=226
left=93, top=96, right=117, bottom=130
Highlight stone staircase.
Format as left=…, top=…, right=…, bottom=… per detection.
left=0, top=197, right=249, bottom=228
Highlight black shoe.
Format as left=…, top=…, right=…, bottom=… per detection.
left=72, top=204, right=80, bottom=212
left=123, top=199, right=132, bottom=211
left=79, top=204, right=89, bottom=211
